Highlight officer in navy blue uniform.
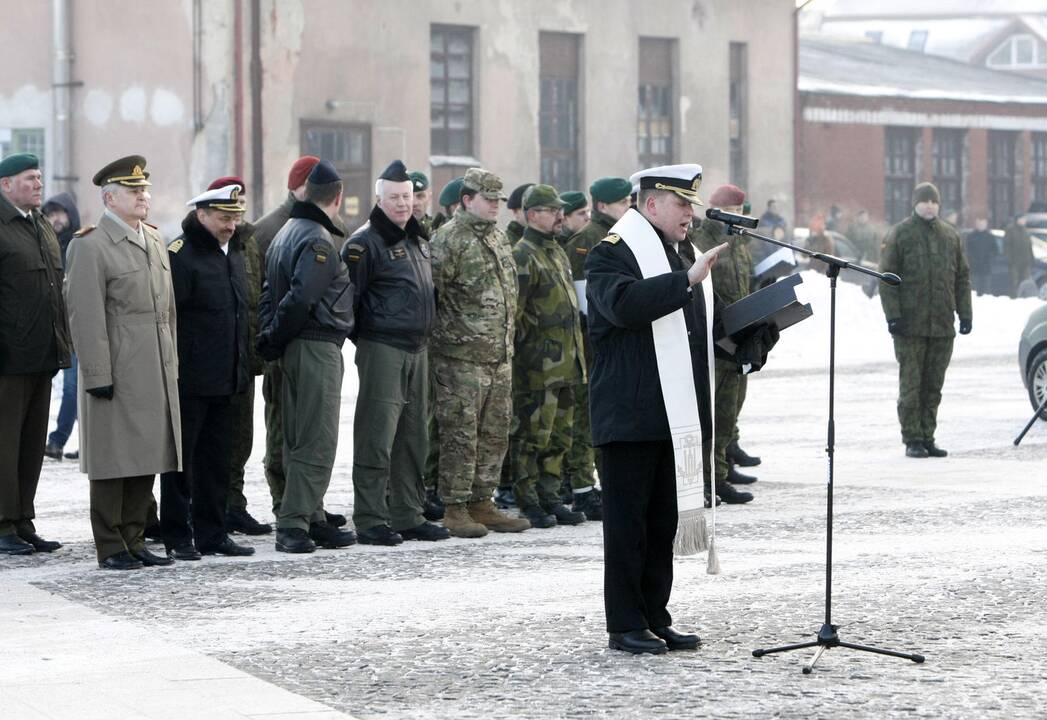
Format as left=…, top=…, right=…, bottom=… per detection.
left=160, top=183, right=254, bottom=560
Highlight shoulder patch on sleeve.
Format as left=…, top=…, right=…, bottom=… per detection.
left=575, top=247, right=589, bottom=255
left=343, top=242, right=366, bottom=262
left=311, top=242, right=329, bottom=264
left=601, top=233, right=622, bottom=245
left=168, top=238, right=184, bottom=253
left=73, top=225, right=96, bottom=238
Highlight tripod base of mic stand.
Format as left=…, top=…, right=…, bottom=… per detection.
left=752, top=623, right=925, bottom=674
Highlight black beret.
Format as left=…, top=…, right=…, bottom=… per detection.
left=308, top=160, right=342, bottom=185
left=507, top=183, right=535, bottom=210
left=379, top=160, right=410, bottom=183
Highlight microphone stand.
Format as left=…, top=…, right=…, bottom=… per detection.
left=720, top=222, right=924, bottom=673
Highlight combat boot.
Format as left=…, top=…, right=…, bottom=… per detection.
left=424, top=487, right=445, bottom=521
left=468, top=499, right=531, bottom=533
left=572, top=487, right=603, bottom=521
left=905, top=442, right=929, bottom=458
left=923, top=442, right=948, bottom=458
left=716, top=482, right=754, bottom=505
left=726, top=440, right=761, bottom=467
left=727, top=466, right=757, bottom=485
left=545, top=503, right=586, bottom=525
left=441, top=504, right=488, bottom=538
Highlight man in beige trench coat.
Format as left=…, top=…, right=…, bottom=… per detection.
left=65, top=155, right=181, bottom=570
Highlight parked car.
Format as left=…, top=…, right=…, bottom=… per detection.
left=791, top=228, right=881, bottom=297
left=1021, top=214, right=1047, bottom=293
left=1019, top=302, right=1047, bottom=419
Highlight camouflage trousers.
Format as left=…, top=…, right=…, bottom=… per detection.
left=431, top=355, right=512, bottom=505
left=893, top=335, right=954, bottom=444
left=562, top=380, right=595, bottom=489
left=713, top=359, right=747, bottom=482
left=510, top=385, right=575, bottom=510
left=262, top=362, right=287, bottom=515
left=226, top=380, right=255, bottom=512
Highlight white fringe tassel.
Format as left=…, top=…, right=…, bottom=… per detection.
left=673, top=509, right=708, bottom=556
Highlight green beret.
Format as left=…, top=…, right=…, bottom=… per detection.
left=589, top=177, right=631, bottom=205
left=409, top=171, right=430, bottom=192
left=560, top=191, right=587, bottom=215
left=523, top=184, right=565, bottom=210
left=0, top=153, right=40, bottom=179
left=438, top=176, right=465, bottom=208
left=913, top=182, right=940, bottom=205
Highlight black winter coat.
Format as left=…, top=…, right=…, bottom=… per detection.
left=584, top=226, right=713, bottom=446
left=168, top=212, right=250, bottom=396
left=341, top=205, right=435, bottom=352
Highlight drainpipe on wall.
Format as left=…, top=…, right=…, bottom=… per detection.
left=234, top=0, right=245, bottom=177
left=250, top=0, right=264, bottom=212
left=52, top=0, right=77, bottom=194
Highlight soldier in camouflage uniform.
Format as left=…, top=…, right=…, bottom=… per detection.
left=561, top=178, right=631, bottom=521
left=689, top=184, right=759, bottom=505
left=505, top=183, right=534, bottom=245
left=880, top=182, right=972, bottom=458
left=431, top=176, right=464, bottom=235
left=410, top=171, right=434, bottom=236
left=430, top=169, right=532, bottom=537
left=510, top=185, right=588, bottom=528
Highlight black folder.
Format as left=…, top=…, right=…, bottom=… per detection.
left=715, top=273, right=813, bottom=353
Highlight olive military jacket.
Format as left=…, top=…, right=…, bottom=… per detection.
left=65, top=212, right=182, bottom=479
left=506, top=220, right=525, bottom=246
left=879, top=213, right=973, bottom=338
left=512, top=226, right=585, bottom=392
left=689, top=219, right=752, bottom=305
left=430, top=207, right=517, bottom=364
left=566, top=209, right=617, bottom=284
left=0, top=193, right=72, bottom=375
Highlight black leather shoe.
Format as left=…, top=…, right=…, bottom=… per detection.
left=572, top=487, right=603, bottom=521
left=199, top=536, right=255, bottom=556
left=167, top=544, right=202, bottom=561
left=133, top=547, right=174, bottom=567
left=275, top=527, right=316, bottom=553
left=324, top=511, right=347, bottom=528
left=44, top=442, right=64, bottom=460
left=494, top=488, right=517, bottom=509
left=356, top=524, right=403, bottom=546
left=0, top=534, right=35, bottom=555
left=63, top=450, right=79, bottom=460
left=608, top=629, right=668, bottom=655
left=906, top=442, right=929, bottom=458
left=727, top=466, right=757, bottom=485
left=546, top=503, right=586, bottom=526
left=18, top=532, right=61, bottom=552
left=423, top=488, right=445, bottom=522
left=309, top=522, right=357, bottom=548
left=726, top=440, right=761, bottom=467
left=717, top=483, right=754, bottom=505
left=226, top=507, right=273, bottom=536
left=399, top=521, right=451, bottom=541
left=99, top=550, right=143, bottom=570
left=652, top=625, right=701, bottom=650
left=924, top=442, right=948, bottom=458
left=520, top=505, right=556, bottom=529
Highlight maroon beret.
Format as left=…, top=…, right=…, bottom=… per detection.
left=207, top=175, right=245, bottom=191
left=287, top=156, right=321, bottom=190
left=708, top=184, right=746, bottom=207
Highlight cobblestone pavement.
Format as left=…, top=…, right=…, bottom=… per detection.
left=4, top=353, right=1046, bottom=719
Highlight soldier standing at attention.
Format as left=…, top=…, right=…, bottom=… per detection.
left=65, top=156, right=179, bottom=569
left=410, top=171, right=434, bottom=236
left=0, top=153, right=71, bottom=555
left=558, top=191, right=589, bottom=247
left=256, top=160, right=358, bottom=553
left=160, top=183, right=254, bottom=560
left=429, top=168, right=531, bottom=538
left=689, top=184, right=757, bottom=505
left=880, top=182, right=972, bottom=458
left=561, top=177, right=634, bottom=521
left=342, top=161, right=449, bottom=545
left=510, top=184, right=587, bottom=529
left=505, top=183, right=534, bottom=245
left=431, top=176, right=464, bottom=234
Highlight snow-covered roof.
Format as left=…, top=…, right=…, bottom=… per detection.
left=800, top=35, right=1047, bottom=104
left=810, top=0, right=1047, bottom=18
left=815, top=18, right=1012, bottom=63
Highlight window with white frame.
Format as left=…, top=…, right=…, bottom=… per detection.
left=986, top=33, right=1043, bottom=68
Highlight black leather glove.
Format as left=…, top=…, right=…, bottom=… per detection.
left=735, top=323, right=779, bottom=373
left=959, top=318, right=972, bottom=335
left=887, top=318, right=903, bottom=336
left=87, top=385, right=114, bottom=400
left=255, top=332, right=283, bottom=362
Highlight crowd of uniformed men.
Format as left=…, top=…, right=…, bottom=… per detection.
left=0, top=149, right=773, bottom=567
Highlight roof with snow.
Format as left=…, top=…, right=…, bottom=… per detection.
left=800, top=35, right=1047, bottom=104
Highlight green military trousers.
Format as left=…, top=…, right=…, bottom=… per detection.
left=351, top=339, right=428, bottom=533
left=431, top=354, right=512, bottom=505
left=713, top=359, right=745, bottom=482
left=262, top=362, right=291, bottom=515
left=893, top=335, right=954, bottom=445
left=226, top=380, right=255, bottom=512
left=90, top=475, right=153, bottom=562
left=510, top=385, right=574, bottom=511
left=561, top=380, right=596, bottom=490
left=277, top=339, right=343, bottom=531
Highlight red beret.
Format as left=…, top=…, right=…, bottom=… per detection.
left=208, top=175, right=245, bottom=191
left=708, top=184, right=745, bottom=207
left=287, top=156, right=321, bottom=190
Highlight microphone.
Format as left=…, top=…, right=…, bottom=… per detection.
left=881, top=273, right=901, bottom=286
left=705, top=207, right=759, bottom=229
